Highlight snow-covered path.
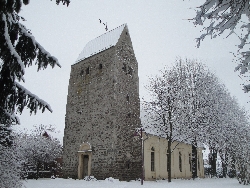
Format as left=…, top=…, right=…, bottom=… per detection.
left=23, top=178, right=246, bottom=188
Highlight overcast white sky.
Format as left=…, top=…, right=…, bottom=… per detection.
left=16, top=0, right=250, bottom=142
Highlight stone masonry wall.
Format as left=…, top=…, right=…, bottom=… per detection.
left=63, top=26, right=141, bottom=180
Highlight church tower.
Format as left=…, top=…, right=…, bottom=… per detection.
left=63, top=24, right=141, bottom=180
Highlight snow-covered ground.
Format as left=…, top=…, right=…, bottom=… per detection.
left=22, top=178, right=246, bottom=188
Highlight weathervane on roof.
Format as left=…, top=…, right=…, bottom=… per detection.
left=99, top=19, right=108, bottom=31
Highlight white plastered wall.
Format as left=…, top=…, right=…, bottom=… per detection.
left=143, top=134, right=204, bottom=180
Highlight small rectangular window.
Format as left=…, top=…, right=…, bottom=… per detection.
left=122, top=63, right=127, bottom=72
left=99, top=64, right=103, bottom=70
left=126, top=95, right=129, bottom=102
left=80, top=70, right=84, bottom=77
left=86, top=67, right=89, bottom=75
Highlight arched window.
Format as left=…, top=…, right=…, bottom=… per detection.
left=151, top=147, right=155, bottom=171
left=179, top=152, right=182, bottom=172
left=198, top=154, right=200, bottom=171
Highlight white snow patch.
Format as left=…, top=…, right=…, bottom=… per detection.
left=105, top=177, right=120, bottom=183
left=22, top=178, right=245, bottom=188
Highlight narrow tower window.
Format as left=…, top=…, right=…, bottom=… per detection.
left=122, top=63, right=127, bottom=72
left=99, top=64, right=102, bottom=70
left=80, top=70, right=84, bottom=77
left=86, top=67, right=89, bottom=75
left=126, top=95, right=129, bottom=102
left=128, top=66, right=133, bottom=75
left=151, top=147, right=155, bottom=171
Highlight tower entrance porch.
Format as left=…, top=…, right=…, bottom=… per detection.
left=78, top=142, right=92, bottom=179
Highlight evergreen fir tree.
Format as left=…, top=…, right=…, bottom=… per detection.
left=0, top=0, right=70, bottom=125
left=0, top=1, right=70, bottom=186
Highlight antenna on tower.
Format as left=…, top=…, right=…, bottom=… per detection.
left=99, top=19, right=108, bottom=31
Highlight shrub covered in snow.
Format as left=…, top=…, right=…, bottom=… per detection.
left=105, top=177, right=120, bottom=183
left=0, top=145, right=23, bottom=188
left=15, top=125, right=62, bottom=179
left=83, top=176, right=97, bottom=181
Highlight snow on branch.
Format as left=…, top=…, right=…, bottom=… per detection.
left=0, top=107, right=20, bottom=125
left=0, top=1, right=65, bottom=125
left=55, top=0, right=70, bottom=6
left=2, top=13, right=25, bottom=82
left=15, top=82, right=53, bottom=114
left=192, top=0, right=250, bottom=89
left=16, top=21, right=61, bottom=70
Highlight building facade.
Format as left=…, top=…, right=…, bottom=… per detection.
left=63, top=24, right=204, bottom=181
left=63, top=24, right=142, bottom=180
left=144, top=134, right=204, bottom=180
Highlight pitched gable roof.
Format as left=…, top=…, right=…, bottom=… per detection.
left=75, top=24, right=127, bottom=63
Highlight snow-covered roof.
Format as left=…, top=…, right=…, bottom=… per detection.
left=75, top=24, right=127, bottom=63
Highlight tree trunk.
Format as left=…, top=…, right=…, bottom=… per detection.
left=224, top=151, right=229, bottom=178
left=209, top=149, right=217, bottom=177
left=222, top=159, right=227, bottom=178
left=166, top=105, right=173, bottom=183
left=230, top=156, right=236, bottom=178
left=219, top=149, right=227, bottom=178
left=167, top=139, right=171, bottom=182
left=165, top=103, right=173, bottom=183
left=36, top=161, right=40, bottom=180
left=192, top=143, right=197, bottom=179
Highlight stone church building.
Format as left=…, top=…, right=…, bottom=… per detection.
left=63, top=24, right=204, bottom=180
left=63, top=24, right=141, bottom=180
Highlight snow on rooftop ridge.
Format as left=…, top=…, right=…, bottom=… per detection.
left=75, top=24, right=127, bottom=64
